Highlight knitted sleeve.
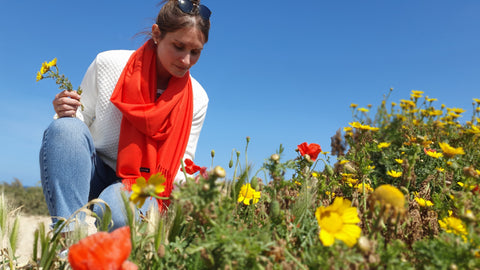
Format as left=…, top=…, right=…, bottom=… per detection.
left=76, top=57, right=98, bottom=127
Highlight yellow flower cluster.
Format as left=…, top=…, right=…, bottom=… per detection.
left=410, top=90, right=424, bottom=99
left=414, top=197, right=434, bottom=207
left=349, top=122, right=379, bottom=131
left=438, top=211, right=468, bottom=241
left=355, top=182, right=373, bottom=193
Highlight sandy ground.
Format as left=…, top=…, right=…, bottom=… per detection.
left=14, top=215, right=51, bottom=266
left=13, top=215, right=97, bottom=267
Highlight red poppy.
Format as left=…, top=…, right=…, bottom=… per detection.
left=68, top=226, right=137, bottom=270
left=473, top=185, right=480, bottom=195
left=183, top=158, right=202, bottom=174
left=297, top=142, right=322, bottom=161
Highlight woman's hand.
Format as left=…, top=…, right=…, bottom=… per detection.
left=53, top=90, right=82, bottom=118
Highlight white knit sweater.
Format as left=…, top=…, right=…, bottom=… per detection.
left=75, top=50, right=209, bottom=182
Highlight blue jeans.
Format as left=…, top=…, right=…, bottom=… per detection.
left=40, top=118, right=157, bottom=231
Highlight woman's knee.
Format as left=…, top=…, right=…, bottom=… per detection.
left=42, top=118, right=94, bottom=153
left=45, top=118, right=89, bottom=140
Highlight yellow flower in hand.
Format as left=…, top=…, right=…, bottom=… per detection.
left=36, top=71, right=42, bottom=82
left=130, top=173, right=166, bottom=208
left=47, top=57, right=57, bottom=67
left=315, top=197, right=361, bottom=247
left=238, top=183, right=261, bottom=205
left=40, top=62, right=50, bottom=74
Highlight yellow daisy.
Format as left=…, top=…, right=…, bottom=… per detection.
left=439, top=211, right=468, bottom=241
left=315, top=197, right=361, bottom=247
left=40, top=61, right=49, bottom=74
left=130, top=173, right=166, bottom=208
left=238, top=183, right=261, bottom=205
left=377, top=142, right=391, bottom=149
left=355, top=183, right=373, bottom=193
left=358, top=107, right=369, bottom=112
left=414, top=197, right=434, bottom=207
left=424, top=148, right=443, bottom=159
left=438, top=142, right=465, bottom=159
left=387, top=170, right=402, bottom=178
left=47, top=57, right=57, bottom=67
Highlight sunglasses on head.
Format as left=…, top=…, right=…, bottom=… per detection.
left=177, top=0, right=211, bottom=20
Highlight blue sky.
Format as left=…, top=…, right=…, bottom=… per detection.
left=1, top=1, right=479, bottom=187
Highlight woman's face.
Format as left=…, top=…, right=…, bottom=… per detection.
left=153, top=24, right=205, bottom=80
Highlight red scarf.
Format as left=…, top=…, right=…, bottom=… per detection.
left=110, top=39, right=193, bottom=208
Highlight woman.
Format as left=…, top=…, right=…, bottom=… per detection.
left=40, top=0, right=211, bottom=231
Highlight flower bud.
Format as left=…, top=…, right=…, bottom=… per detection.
left=211, top=149, right=215, bottom=158
left=229, top=159, right=233, bottom=168
left=202, top=184, right=210, bottom=191
left=270, top=200, right=280, bottom=220
left=246, top=136, right=250, bottom=143
left=213, top=166, right=226, bottom=178
left=250, top=177, right=259, bottom=190
left=270, top=153, right=280, bottom=162
left=357, top=236, right=372, bottom=254
left=325, top=164, right=334, bottom=176
left=158, top=244, right=166, bottom=258
left=344, top=162, right=356, bottom=173
left=463, top=210, right=475, bottom=222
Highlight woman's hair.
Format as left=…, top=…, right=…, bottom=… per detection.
left=155, top=0, right=210, bottom=43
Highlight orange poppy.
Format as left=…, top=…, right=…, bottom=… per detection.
left=68, top=226, right=137, bottom=270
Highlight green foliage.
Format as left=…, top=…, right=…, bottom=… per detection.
left=1, top=179, right=49, bottom=216
left=413, top=232, right=480, bottom=269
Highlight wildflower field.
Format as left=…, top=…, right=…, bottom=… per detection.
left=2, top=89, right=480, bottom=269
